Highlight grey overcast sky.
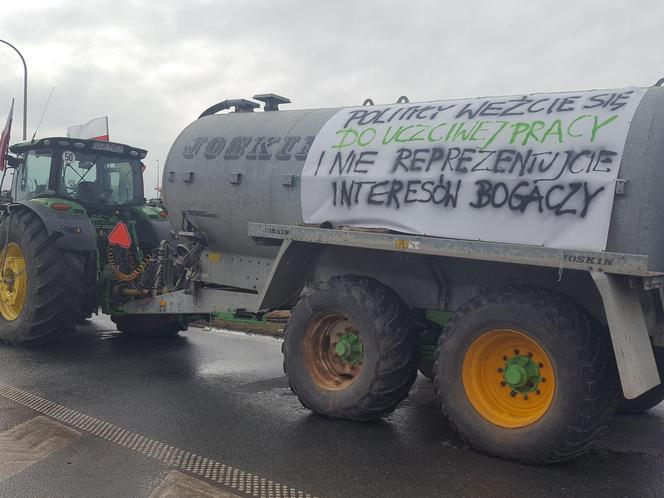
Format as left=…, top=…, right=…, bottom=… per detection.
left=1, top=0, right=662, bottom=195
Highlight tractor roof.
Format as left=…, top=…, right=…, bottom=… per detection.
left=9, top=137, right=147, bottom=159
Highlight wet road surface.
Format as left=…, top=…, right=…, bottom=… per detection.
left=0, top=315, right=662, bottom=498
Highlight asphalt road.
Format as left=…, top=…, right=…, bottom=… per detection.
left=0, top=315, right=662, bottom=498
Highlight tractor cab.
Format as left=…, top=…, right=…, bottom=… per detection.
left=5, top=137, right=147, bottom=210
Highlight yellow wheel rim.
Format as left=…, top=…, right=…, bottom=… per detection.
left=462, top=329, right=555, bottom=428
left=0, top=243, right=28, bottom=321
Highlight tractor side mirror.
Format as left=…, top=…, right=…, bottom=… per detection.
left=3, top=154, right=17, bottom=168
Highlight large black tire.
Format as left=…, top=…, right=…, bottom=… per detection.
left=111, top=314, right=188, bottom=336
left=434, top=287, right=620, bottom=463
left=619, top=346, right=664, bottom=413
left=283, top=275, right=418, bottom=421
left=0, top=209, right=85, bottom=344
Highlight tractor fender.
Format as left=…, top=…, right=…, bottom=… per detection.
left=130, top=206, right=176, bottom=249
left=8, top=200, right=96, bottom=251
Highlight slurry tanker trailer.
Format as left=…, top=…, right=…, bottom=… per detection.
left=2, top=87, right=664, bottom=463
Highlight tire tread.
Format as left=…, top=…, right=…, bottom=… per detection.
left=434, top=286, right=619, bottom=463
left=283, top=275, right=418, bottom=421
left=0, top=210, right=87, bottom=344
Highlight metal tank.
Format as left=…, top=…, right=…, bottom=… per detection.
left=163, top=99, right=339, bottom=258
left=162, top=87, right=664, bottom=271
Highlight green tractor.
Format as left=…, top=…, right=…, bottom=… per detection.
left=0, top=137, right=190, bottom=343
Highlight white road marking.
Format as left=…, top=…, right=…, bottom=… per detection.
left=0, top=415, right=80, bottom=482
left=0, top=382, right=317, bottom=498
left=150, top=470, right=243, bottom=498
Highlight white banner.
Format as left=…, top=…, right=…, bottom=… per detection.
left=302, top=88, right=646, bottom=251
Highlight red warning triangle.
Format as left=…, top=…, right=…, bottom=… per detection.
left=108, top=222, right=132, bottom=249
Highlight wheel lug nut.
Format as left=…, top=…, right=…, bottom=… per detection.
left=502, top=355, right=508, bottom=361
left=497, top=367, right=503, bottom=373
left=510, top=391, right=517, bottom=397
left=524, top=395, right=529, bottom=400
left=536, top=389, right=541, bottom=395
left=527, top=352, right=533, bottom=358
left=538, top=363, right=544, bottom=368
left=514, top=349, right=520, bottom=355
left=541, top=377, right=546, bottom=383
left=500, top=381, right=506, bottom=386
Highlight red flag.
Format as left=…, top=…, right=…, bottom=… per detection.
left=0, top=99, right=14, bottom=172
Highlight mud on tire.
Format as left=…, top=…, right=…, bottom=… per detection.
left=283, top=275, right=419, bottom=421
left=434, top=286, right=620, bottom=463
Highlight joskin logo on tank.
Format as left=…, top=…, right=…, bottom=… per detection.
left=301, top=88, right=645, bottom=252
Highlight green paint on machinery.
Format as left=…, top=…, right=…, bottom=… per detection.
left=334, top=331, right=364, bottom=365
left=502, top=355, right=543, bottom=393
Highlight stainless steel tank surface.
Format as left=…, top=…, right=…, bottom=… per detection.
left=162, top=87, right=664, bottom=271
left=163, top=107, right=339, bottom=257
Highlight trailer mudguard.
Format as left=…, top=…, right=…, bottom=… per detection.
left=8, top=199, right=97, bottom=251
left=591, top=271, right=660, bottom=399
left=256, top=240, right=321, bottom=310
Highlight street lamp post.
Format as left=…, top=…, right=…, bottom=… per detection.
left=0, top=39, right=27, bottom=140
left=156, top=159, right=160, bottom=198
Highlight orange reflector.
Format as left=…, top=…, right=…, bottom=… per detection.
left=108, top=222, right=132, bottom=249
left=50, top=203, right=71, bottom=211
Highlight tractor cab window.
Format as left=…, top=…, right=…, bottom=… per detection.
left=61, top=153, right=98, bottom=201
left=59, top=151, right=141, bottom=206
left=15, top=149, right=52, bottom=201
left=108, top=162, right=136, bottom=203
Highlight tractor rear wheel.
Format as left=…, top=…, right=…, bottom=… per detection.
left=435, top=287, right=620, bottom=463
left=111, top=314, right=187, bottom=336
left=0, top=209, right=85, bottom=344
left=283, top=276, right=419, bottom=421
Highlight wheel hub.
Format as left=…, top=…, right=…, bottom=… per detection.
left=462, top=329, right=555, bottom=428
left=0, top=243, right=27, bottom=321
left=503, top=355, right=542, bottom=392
left=334, top=331, right=363, bottom=365
left=303, top=314, right=365, bottom=391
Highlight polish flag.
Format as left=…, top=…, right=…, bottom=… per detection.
left=0, top=99, right=14, bottom=172
left=67, top=116, right=109, bottom=141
